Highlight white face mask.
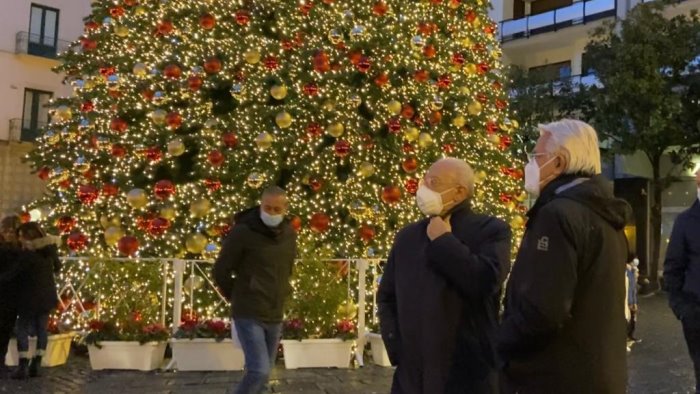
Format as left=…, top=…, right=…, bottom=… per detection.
left=260, top=210, right=284, bottom=227
left=524, top=156, right=557, bottom=197
left=415, top=185, right=456, bottom=217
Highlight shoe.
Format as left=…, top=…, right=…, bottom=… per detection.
left=11, top=358, right=29, bottom=380
left=29, top=356, right=42, bottom=377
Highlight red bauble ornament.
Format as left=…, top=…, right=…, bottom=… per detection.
left=423, top=45, right=437, bottom=59
left=499, top=193, right=512, bottom=203
left=56, top=216, right=76, bottom=234
left=77, top=185, right=99, bottom=205
left=437, top=74, right=452, bottom=89
left=403, top=141, right=415, bottom=153
left=235, top=10, right=250, bottom=25
left=145, top=147, right=162, bottom=162
left=299, top=1, right=314, bottom=15
left=430, top=111, right=443, bottom=126
left=442, top=143, right=455, bottom=154
left=307, top=122, right=322, bottom=137
left=187, top=75, right=203, bottom=91
left=204, top=179, right=221, bottom=192
left=108, top=90, right=122, bottom=99
left=109, top=6, right=125, bottom=18
left=290, top=216, right=302, bottom=232
left=67, top=232, right=88, bottom=251
left=452, top=52, right=465, bottom=66
left=484, top=24, right=496, bottom=35
left=147, top=217, right=170, bottom=236
left=157, top=20, right=174, bottom=36
left=359, top=225, right=375, bottom=242
left=59, top=179, right=71, bottom=189
left=81, top=100, right=94, bottom=112
left=372, top=1, right=389, bottom=16
left=303, top=82, right=319, bottom=96
left=477, top=93, right=488, bottom=103
left=222, top=132, right=238, bottom=148
left=405, top=178, right=419, bottom=195
left=309, top=213, right=330, bottom=233
left=264, top=56, right=279, bottom=71
left=154, top=180, right=175, bottom=199
left=495, top=99, right=507, bottom=110
left=19, top=212, right=30, bottom=224
left=381, top=185, right=402, bottom=204
left=102, top=183, right=119, bottom=197
left=309, top=177, right=323, bottom=192
left=388, top=118, right=401, bottom=134
left=348, top=50, right=363, bottom=65
left=401, top=105, right=415, bottom=119
left=402, top=157, right=418, bottom=173
left=281, top=39, right=294, bottom=50
left=465, top=9, right=477, bottom=23
left=414, top=69, right=429, bottom=83
left=166, top=112, right=182, bottom=129
left=199, top=13, right=216, bottom=29
left=493, top=81, right=503, bottom=91
left=37, top=167, right=50, bottom=181
left=313, top=51, right=330, bottom=73
left=374, top=72, right=389, bottom=87
left=362, top=134, right=375, bottom=149
left=334, top=140, right=351, bottom=157
left=208, top=150, right=225, bottom=166
left=499, top=135, right=513, bottom=150
left=486, top=121, right=499, bottom=134
left=164, top=64, right=182, bottom=79
left=204, top=57, right=222, bottom=74
left=141, top=88, right=154, bottom=101
left=84, top=21, right=99, bottom=31
left=356, top=56, right=371, bottom=73
left=118, top=236, right=139, bottom=256
left=124, top=0, right=138, bottom=6
left=477, top=62, right=490, bottom=75
left=99, top=66, right=116, bottom=77
left=81, top=38, right=97, bottom=52
left=111, top=144, right=127, bottom=158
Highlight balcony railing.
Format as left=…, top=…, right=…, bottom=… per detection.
left=15, top=31, right=72, bottom=59
left=510, top=73, right=602, bottom=97
left=8, top=118, right=47, bottom=142
left=500, top=0, right=617, bottom=42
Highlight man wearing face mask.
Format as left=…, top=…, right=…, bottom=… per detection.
left=213, top=186, right=296, bottom=394
left=498, top=119, right=631, bottom=394
left=664, top=168, right=700, bottom=393
left=378, top=157, right=512, bottom=394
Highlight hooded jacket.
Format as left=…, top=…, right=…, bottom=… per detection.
left=664, top=199, right=700, bottom=321
left=499, top=175, right=631, bottom=394
left=213, top=206, right=296, bottom=323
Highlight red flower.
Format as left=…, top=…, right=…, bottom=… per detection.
left=89, top=320, right=105, bottom=331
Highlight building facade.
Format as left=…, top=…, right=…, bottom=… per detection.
left=0, top=0, right=91, bottom=214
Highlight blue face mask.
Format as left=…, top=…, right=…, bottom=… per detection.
left=260, top=210, right=284, bottom=227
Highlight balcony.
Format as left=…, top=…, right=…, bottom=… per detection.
left=500, top=0, right=617, bottom=42
left=8, top=118, right=47, bottom=142
left=510, top=73, right=602, bottom=97
left=15, top=31, right=72, bottom=59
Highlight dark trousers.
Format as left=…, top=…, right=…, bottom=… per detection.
left=0, top=305, right=17, bottom=366
left=683, top=317, right=700, bottom=394
left=233, top=318, right=283, bottom=394
left=16, top=313, right=49, bottom=356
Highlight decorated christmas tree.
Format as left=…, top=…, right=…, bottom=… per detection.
left=27, top=0, right=524, bottom=262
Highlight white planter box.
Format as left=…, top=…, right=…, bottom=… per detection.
left=367, top=333, right=392, bottom=367
left=170, top=338, right=245, bottom=371
left=5, top=333, right=74, bottom=367
left=87, top=341, right=166, bottom=371
left=281, top=338, right=353, bottom=369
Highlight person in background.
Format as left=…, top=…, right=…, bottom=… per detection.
left=498, top=120, right=631, bottom=394
left=0, top=215, right=22, bottom=379
left=3, top=222, right=61, bottom=379
left=213, top=186, right=297, bottom=394
left=626, top=254, right=640, bottom=348
left=664, top=168, right=700, bottom=394
left=378, top=157, right=512, bottom=393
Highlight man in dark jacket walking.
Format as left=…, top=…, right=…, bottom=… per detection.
left=213, top=186, right=296, bottom=394
left=664, top=168, right=700, bottom=393
left=378, top=157, right=512, bottom=394
left=499, top=119, right=630, bottom=394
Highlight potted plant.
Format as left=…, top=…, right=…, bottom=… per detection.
left=84, top=319, right=169, bottom=371
left=366, top=321, right=391, bottom=367
left=280, top=318, right=356, bottom=369
left=5, top=317, right=75, bottom=368
left=170, top=318, right=245, bottom=371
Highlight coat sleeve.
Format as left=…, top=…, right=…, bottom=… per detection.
left=426, top=218, right=512, bottom=300
left=377, top=248, right=401, bottom=366
left=212, top=226, right=245, bottom=299
left=498, top=206, right=578, bottom=357
left=663, top=214, right=692, bottom=320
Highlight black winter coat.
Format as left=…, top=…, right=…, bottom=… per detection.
left=664, top=199, right=700, bottom=321
left=378, top=202, right=512, bottom=394
left=0, top=243, right=22, bottom=311
left=213, top=206, right=297, bottom=323
left=499, top=175, right=631, bottom=394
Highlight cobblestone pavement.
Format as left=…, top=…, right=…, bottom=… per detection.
left=1, top=294, right=696, bottom=393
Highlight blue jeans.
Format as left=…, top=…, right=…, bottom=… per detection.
left=16, top=313, right=49, bottom=357
left=233, top=319, right=282, bottom=394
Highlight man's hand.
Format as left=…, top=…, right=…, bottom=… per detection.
left=427, top=216, right=452, bottom=241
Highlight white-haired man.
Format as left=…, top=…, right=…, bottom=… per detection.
left=498, top=119, right=631, bottom=393
left=379, top=157, right=511, bottom=393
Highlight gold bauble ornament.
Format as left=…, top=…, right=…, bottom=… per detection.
left=516, top=191, right=527, bottom=202
left=461, top=37, right=473, bottom=48
left=270, top=85, right=288, bottom=100
left=114, top=25, right=129, bottom=37
left=247, top=172, right=265, bottom=188
left=348, top=94, right=362, bottom=108
left=132, top=63, right=148, bottom=77
left=203, top=118, right=218, bottom=131
left=323, top=100, right=336, bottom=111
left=134, top=6, right=146, bottom=15
left=104, top=226, right=124, bottom=246
left=500, top=118, right=514, bottom=132
left=151, top=109, right=167, bottom=125
left=255, top=132, right=274, bottom=150
left=453, top=115, right=467, bottom=128
left=275, top=111, right=293, bottom=128
left=387, top=100, right=402, bottom=115
left=160, top=206, right=177, bottom=220
left=100, top=216, right=121, bottom=229
left=45, top=131, right=60, bottom=145
left=326, top=123, right=345, bottom=138
left=167, top=139, right=185, bottom=156
left=411, top=35, right=426, bottom=50
left=349, top=200, right=369, bottom=219
left=127, top=188, right=148, bottom=209
left=358, top=162, right=375, bottom=177
left=73, top=157, right=90, bottom=173
left=404, top=127, right=420, bottom=142
left=488, top=134, right=501, bottom=144
left=55, top=106, right=72, bottom=122
left=328, top=29, right=343, bottom=44
left=337, top=302, right=358, bottom=319
left=510, top=216, right=525, bottom=229
left=185, top=233, right=208, bottom=254
left=511, top=119, right=520, bottom=129
left=418, top=133, right=434, bottom=148
left=475, top=170, right=487, bottom=184
left=430, top=96, right=444, bottom=111
left=464, top=63, right=478, bottom=75
left=230, top=83, right=245, bottom=100
left=190, top=198, right=212, bottom=218
left=459, top=86, right=471, bottom=95
left=467, top=101, right=482, bottom=116
left=244, top=49, right=261, bottom=64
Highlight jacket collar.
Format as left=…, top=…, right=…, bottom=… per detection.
left=526, top=173, right=590, bottom=226
left=690, top=200, right=700, bottom=218
left=24, top=235, right=60, bottom=251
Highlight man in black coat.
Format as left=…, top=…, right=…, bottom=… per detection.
left=378, top=157, right=512, bottom=394
left=499, top=119, right=630, bottom=394
left=213, top=186, right=296, bottom=394
left=664, top=169, right=700, bottom=393
left=0, top=215, right=21, bottom=379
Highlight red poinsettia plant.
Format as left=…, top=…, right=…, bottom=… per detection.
left=174, top=318, right=231, bottom=342
left=334, top=319, right=357, bottom=341
left=84, top=318, right=169, bottom=348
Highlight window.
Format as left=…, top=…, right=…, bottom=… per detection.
left=28, top=4, right=59, bottom=58
left=22, top=89, right=52, bottom=142
left=582, top=52, right=595, bottom=76
left=529, top=61, right=573, bottom=82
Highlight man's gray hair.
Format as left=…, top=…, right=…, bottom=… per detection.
left=440, top=157, right=475, bottom=196
left=539, top=119, right=602, bottom=175
left=262, top=185, right=287, bottom=198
